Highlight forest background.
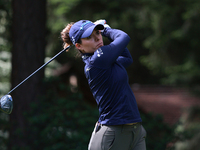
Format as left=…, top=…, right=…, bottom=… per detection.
left=0, top=0, right=200, bottom=149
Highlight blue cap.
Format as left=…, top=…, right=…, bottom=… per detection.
left=69, top=20, right=104, bottom=45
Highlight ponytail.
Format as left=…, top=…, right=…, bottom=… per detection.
left=61, top=23, right=74, bottom=50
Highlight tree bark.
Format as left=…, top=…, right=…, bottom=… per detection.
left=8, top=0, right=46, bottom=149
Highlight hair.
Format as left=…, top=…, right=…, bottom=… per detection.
left=61, top=23, right=82, bottom=56
left=61, top=22, right=74, bottom=49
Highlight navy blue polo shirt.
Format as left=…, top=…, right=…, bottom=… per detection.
left=82, top=28, right=142, bottom=125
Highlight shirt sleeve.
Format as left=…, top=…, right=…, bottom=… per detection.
left=90, top=28, right=131, bottom=68
left=116, top=48, right=133, bottom=68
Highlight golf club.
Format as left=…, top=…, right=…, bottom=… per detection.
left=0, top=45, right=71, bottom=114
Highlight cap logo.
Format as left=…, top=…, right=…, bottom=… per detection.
left=71, top=36, right=76, bottom=45
left=80, top=21, right=92, bottom=30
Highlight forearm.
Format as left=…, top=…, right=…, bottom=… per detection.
left=102, top=28, right=130, bottom=43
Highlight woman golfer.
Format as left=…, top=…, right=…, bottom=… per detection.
left=61, top=19, right=147, bottom=150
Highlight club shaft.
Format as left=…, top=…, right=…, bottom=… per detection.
left=7, top=46, right=71, bottom=95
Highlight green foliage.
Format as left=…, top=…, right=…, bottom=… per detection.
left=174, top=106, right=200, bottom=150
left=24, top=77, right=99, bottom=150
left=0, top=51, right=11, bottom=95
left=0, top=113, right=9, bottom=150
left=137, top=0, right=200, bottom=89
left=46, top=0, right=81, bottom=58
left=0, top=0, right=11, bottom=96
left=141, top=111, right=175, bottom=150
left=0, top=0, right=11, bottom=52
left=0, top=2, right=12, bottom=149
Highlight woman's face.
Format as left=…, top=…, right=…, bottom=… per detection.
left=76, top=29, right=104, bottom=53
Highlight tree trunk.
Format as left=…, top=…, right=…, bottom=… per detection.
left=8, top=0, right=46, bottom=149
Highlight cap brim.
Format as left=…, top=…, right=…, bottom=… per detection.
left=81, top=24, right=104, bottom=38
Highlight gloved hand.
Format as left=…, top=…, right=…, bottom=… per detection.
left=94, top=19, right=111, bottom=31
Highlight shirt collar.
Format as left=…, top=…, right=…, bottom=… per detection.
left=82, top=53, right=94, bottom=59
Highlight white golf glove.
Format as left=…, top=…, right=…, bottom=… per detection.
left=94, top=19, right=111, bottom=31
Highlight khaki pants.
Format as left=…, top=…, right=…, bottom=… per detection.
left=88, top=123, right=146, bottom=150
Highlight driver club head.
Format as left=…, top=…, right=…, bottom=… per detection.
left=0, top=95, right=13, bottom=114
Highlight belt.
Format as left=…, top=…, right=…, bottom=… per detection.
left=97, top=122, right=139, bottom=126
left=95, top=122, right=140, bottom=133
left=125, top=122, right=139, bottom=125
